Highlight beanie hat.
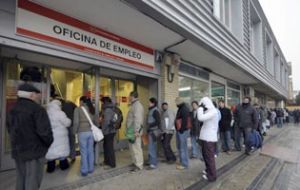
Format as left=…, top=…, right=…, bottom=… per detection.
left=17, top=83, right=40, bottom=98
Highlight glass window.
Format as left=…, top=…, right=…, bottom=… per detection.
left=211, top=81, right=225, bottom=103
left=192, top=79, right=210, bottom=101
left=179, top=76, right=193, bottom=104
left=179, top=76, right=209, bottom=104
left=227, top=88, right=240, bottom=107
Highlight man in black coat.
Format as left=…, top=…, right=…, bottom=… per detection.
left=218, top=100, right=232, bottom=154
left=6, top=83, right=53, bottom=190
left=234, top=97, right=258, bottom=155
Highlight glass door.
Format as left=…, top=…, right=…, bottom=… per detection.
left=1, top=60, right=48, bottom=170
left=115, top=79, right=134, bottom=140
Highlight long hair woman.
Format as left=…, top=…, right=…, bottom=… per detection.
left=73, top=96, right=95, bottom=176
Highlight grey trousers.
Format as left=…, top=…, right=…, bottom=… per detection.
left=15, top=158, right=44, bottom=190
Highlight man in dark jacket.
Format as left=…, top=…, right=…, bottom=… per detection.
left=218, top=100, right=232, bottom=154
left=175, top=97, right=190, bottom=170
left=6, top=83, right=53, bottom=190
left=234, top=97, right=258, bottom=155
left=100, top=97, right=117, bottom=169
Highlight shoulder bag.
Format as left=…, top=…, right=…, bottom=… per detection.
left=81, top=107, right=104, bottom=142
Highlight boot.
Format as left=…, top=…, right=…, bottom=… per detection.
left=59, top=159, right=69, bottom=170
left=46, top=160, right=56, bottom=173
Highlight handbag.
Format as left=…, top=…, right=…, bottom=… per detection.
left=81, top=107, right=104, bottom=142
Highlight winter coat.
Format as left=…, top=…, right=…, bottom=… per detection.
left=175, top=103, right=190, bottom=133
left=191, top=109, right=202, bottom=137
left=235, top=103, right=258, bottom=129
left=126, top=99, right=144, bottom=132
left=161, top=109, right=175, bottom=134
left=101, top=102, right=117, bottom=135
left=46, top=100, right=71, bottom=160
left=219, top=107, right=232, bottom=132
left=6, top=98, right=53, bottom=161
left=197, top=97, right=219, bottom=142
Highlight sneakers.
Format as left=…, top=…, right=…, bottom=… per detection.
left=146, top=165, right=157, bottom=170
left=202, top=174, right=208, bottom=180
left=202, top=170, right=207, bottom=175
left=176, top=165, right=187, bottom=170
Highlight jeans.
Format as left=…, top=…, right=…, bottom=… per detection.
left=235, top=127, right=252, bottom=153
left=79, top=131, right=94, bottom=175
left=161, top=133, right=176, bottom=162
left=176, top=130, right=189, bottom=168
left=220, top=130, right=231, bottom=152
left=148, top=133, right=158, bottom=166
left=191, top=135, right=200, bottom=158
left=277, top=117, right=284, bottom=128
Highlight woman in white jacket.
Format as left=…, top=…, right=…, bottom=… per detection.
left=197, top=97, right=219, bottom=182
left=46, top=99, right=71, bottom=173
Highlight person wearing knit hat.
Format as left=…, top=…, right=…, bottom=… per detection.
left=7, top=83, right=53, bottom=190
left=17, top=83, right=41, bottom=102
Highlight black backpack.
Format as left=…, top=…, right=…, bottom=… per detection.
left=111, top=106, right=123, bottom=130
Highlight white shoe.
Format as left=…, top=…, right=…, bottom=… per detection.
left=202, top=174, right=208, bottom=180
left=214, top=155, right=217, bottom=158
left=202, top=170, right=207, bottom=175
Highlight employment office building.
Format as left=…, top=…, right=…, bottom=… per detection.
left=0, top=0, right=290, bottom=170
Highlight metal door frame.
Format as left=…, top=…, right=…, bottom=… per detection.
left=0, top=58, right=4, bottom=170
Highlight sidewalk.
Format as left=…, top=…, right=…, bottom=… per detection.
left=0, top=125, right=293, bottom=190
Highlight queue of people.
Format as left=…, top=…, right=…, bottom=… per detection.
left=7, top=82, right=292, bottom=190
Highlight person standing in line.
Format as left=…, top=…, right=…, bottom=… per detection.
left=175, top=97, right=190, bottom=170
left=271, top=109, right=277, bottom=127
left=213, top=101, right=221, bottom=158
left=100, top=97, right=117, bottom=170
left=276, top=108, right=284, bottom=128
left=146, top=98, right=161, bottom=170
left=234, top=97, right=258, bottom=155
left=6, top=83, right=53, bottom=190
left=218, top=100, right=232, bottom=155
left=126, top=91, right=145, bottom=173
left=160, top=102, right=177, bottom=164
left=45, top=99, right=71, bottom=173
left=73, top=96, right=96, bottom=176
left=61, top=99, right=77, bottom=163
left=190, top=101, right=201, bottom=159
left=197, top=97, right=219, bottom=182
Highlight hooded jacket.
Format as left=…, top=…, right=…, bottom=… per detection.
left=197, top=97, right=219, bottom=142
left=46, top=100, right=71, bottom=160
left=101, top=102, right=117, bottom=135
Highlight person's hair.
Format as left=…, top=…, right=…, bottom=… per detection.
left=101, top=96, right=112, bottom=104
left=80, top=96, right=95, bottom=114
left=149, top=97, right=157, bottom=106
left=191, top=101, right=199, bottom=106
left=243, top=96, right=252, bottom=102
left=253, top=103, right=259, bottom=107
left=130, top=91, right=138, bottom=98
left=218, top=99, right=225, bottom=104
left=162, top=102, right=168, bottom=106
